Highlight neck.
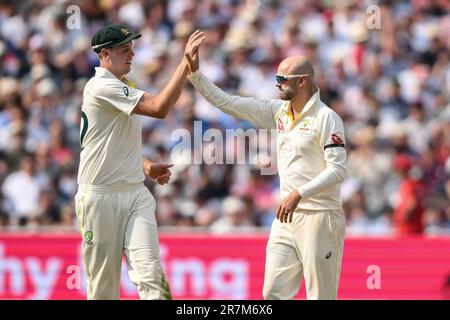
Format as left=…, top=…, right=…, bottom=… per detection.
left=291, top=86, right=317, bottom=115
left=99, top=61, right=123, bottom=79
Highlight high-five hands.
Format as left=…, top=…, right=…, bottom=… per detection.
left=276, top=190, right=302, bottom=223
left=184, top=30, right=205, bottom=74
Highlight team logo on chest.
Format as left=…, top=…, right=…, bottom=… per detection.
left=298, top=118, right=312, bottom=132
left=84, top=231, right=94, bottom=245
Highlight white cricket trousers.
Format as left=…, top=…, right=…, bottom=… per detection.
left=74, top=183, right=171, bottom=300
left=263, top=210, right=345, bottom=300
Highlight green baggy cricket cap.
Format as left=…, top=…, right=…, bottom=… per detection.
left=91, top=24, right=141, bottom=53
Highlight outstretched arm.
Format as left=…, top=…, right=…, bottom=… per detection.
left=185, top=51, right=280, bottom=129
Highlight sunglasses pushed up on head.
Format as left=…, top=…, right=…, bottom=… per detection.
left=275, top=74, right=309, bottom=84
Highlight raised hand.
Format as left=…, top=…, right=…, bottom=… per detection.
left=184, top=30, right=205, bottom=73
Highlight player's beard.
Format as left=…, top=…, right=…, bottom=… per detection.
left=279, top=87, right=296, bottom=101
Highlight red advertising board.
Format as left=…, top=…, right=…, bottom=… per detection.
left=0, top=233, right=449, bottom=300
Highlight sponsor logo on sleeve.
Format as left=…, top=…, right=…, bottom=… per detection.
left=331, top=133, right=343, bottom=144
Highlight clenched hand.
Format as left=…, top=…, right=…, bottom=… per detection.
left=143, top=159, right=173, bottom=185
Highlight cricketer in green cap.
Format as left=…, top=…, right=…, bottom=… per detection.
left=91, top=24, right=144, bottom=79
left=91, top=24, right=141, bottom=53
left=76, top=28, right=206, bottom=299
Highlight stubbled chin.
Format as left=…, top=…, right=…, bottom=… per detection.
left=280, top=93, right=289, bottom=101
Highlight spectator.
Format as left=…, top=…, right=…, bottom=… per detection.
left=392, top=154, right=425, bottom=235
left=1, top=155, right=41, bottom=226
left=0, top=1, right=448, bottom=233
left=210, top=196, right=256, bottom=234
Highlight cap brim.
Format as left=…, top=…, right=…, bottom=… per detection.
left=111, top=33, right=141, bottom=48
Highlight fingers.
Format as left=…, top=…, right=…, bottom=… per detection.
left=188, top=29, right=202, bottom=41
left=276, top=204, right=282, bottom=220
left=187, top=30, right=206, bottom=47
left=185, top=53, right=195, bottom=73
left=158, top=171, right=171, bottom=180
left=156, top=171, right=171, bottom=185
left=276, top=204, right=294, bottom=224
left=186, top=30, right=206, bottom=53
left=157, top=177, right=169, bottom=185
left=187, top=38, right=205, bottom=57
left=184, top=32, right=204, bottom=73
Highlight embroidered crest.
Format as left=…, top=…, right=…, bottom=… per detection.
left=84, top=231, right=93, bottom=245
left=299, top=118, right=312, bottom=132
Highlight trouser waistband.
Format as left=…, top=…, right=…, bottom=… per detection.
left=77, top=183, right=143, bottom=194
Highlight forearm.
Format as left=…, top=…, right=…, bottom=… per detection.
left=154, top=58, right=189, bottom=117
left=297, top=163, right=347, bottom=199
left=188, top=70, right=238, bottom=114
left=188, top=70, right=278, bottom=129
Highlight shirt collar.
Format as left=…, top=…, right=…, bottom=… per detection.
left=95, top=67, right=117, bottom=79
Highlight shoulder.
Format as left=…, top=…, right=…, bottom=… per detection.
left=271, top=99, right=287, bottom=118
left=271, top=99, right=285, bottom=108
left=317, top=102, right=343, bottom=123
left=88, top=76, right=126, bottom=97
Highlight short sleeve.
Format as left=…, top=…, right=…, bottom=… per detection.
left=95, top=78, right=145, bottom=115
left=318, top=109, right=346, bottom=151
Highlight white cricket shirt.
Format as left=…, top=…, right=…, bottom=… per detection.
left=188, top=70, right=347, bottom=211
left=77, top=67, right=145, bottom=185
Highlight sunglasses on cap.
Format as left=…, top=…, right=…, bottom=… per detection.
left=275, top=74, right=309, bottom=84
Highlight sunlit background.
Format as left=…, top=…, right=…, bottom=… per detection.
left=0, top=0, right=449, bottom=299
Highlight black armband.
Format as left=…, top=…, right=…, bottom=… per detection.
left=324, top=143, right=345, bottom=150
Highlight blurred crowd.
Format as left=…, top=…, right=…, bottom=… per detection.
left=0, top=0, right=449, bottom=236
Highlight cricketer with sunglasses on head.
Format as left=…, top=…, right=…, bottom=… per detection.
left=185, top=51, right=347, bottom=300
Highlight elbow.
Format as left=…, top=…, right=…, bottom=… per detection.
left=329, top=164, right=347, bottom=183
left=337, top=166, right=347, bottom=183
left=154, top=110, right=168, bottom=119
left=158, top=110, right=169, bottom=119
left=153, top=101, right=169, bottom=119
